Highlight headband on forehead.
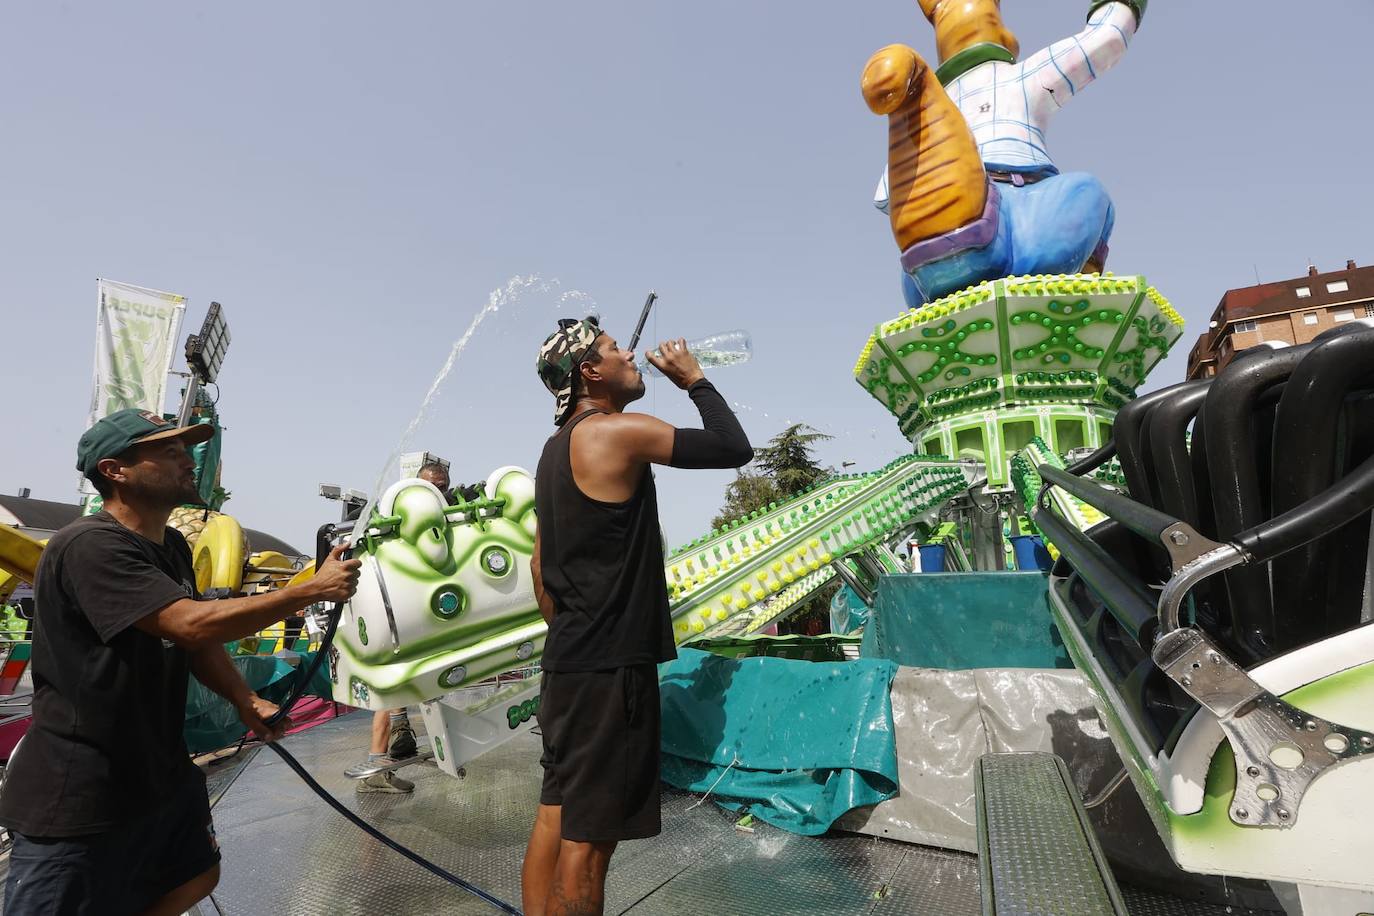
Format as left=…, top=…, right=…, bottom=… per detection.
left=536, top=316, right=603, bottom=426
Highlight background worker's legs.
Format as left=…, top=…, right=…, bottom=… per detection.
left=368, top=708, right=391, bottom=756
left=367, top=708, right=416, bottom=758
left=358, top=708, right=416, bottom=794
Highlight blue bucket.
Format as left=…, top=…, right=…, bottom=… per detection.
left=917, top=544, right=947, bottom=573
left=1010, top=534, right=1052, bottom=571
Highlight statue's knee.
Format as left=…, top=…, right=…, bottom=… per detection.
left=1053, top=173, right=1113, bottom=226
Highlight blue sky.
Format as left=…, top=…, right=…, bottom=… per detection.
left=4, top=0, right=1372, bottom=551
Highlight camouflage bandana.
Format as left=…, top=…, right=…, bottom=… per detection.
left=536, top=317, right=603, bottom=426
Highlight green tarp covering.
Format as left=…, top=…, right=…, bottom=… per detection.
left=859, top=572, right=1070, bottom=669
left=659, top=647, right=899, bottom=836
left=183, top=652, right=332, bottom=754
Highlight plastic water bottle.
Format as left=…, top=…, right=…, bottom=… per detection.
left=638, top=330, right=753, bottom=377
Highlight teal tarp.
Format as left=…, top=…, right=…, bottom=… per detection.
left=183, top=651, right=332, bottom=754
left=828, top=584, right=868, bottom=635
left=187, top=415, right=222, bottom=506
left=859, top=572, right=1070, bottom=669
left=659, top=647, right=899, bottom=836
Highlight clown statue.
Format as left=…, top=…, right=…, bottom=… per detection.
left=864, top=0, right=1145, bottom=307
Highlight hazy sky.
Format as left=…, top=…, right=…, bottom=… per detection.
left=4, top=0, right=1372, bottom=552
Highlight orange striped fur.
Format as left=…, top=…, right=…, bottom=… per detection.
left=920, top=0, right=1020, bottom=65
left=862, top=44, right=987, bottom=251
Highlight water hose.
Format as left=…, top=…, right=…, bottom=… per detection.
left=266, top=741, right=521, bottom=913
left=259, top=585, right=523, bottom=913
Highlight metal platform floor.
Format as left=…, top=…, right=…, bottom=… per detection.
left=201, top=712, right=981, bottom=915
left=0, top=710, right=1279, bottom=914
left=202, top=712, right=1273, bottom=915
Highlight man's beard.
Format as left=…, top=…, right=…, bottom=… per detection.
left=130, top=473, right=202, bottom=509
left=176, top=480, right=204, bottom=505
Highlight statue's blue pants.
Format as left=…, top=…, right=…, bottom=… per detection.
left=902, top=170, right=1115, bottom=308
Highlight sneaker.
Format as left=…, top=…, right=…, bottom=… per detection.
left=387, top=724, right=418, bottom=760
left=357, top=770, right=414, bottom=794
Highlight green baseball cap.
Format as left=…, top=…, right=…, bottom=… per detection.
left=536, top=317, right=603, bottom=426
left=76, top=408, right=215, bottom=476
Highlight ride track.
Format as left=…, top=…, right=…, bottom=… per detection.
left=328, top=451, right=976, bottom=720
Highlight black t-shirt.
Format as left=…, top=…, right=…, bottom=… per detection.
left=534, top=409, right=676, bottom=672
left=0, top=512, right=200, bottom=836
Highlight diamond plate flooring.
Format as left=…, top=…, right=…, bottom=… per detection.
left=978, top=754, right=1119, bottom=914
left=0, top=709, right=1281, bottom=914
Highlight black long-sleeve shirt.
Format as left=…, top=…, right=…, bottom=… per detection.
left=670, top=379, right=753, bottom=469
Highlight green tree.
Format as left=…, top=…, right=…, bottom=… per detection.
left=711, top=424, right=839, bottom=635
left=711, top=471, right=779, bottom=532
left=753, top=424, right=834, bottom=497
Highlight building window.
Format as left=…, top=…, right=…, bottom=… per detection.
left=1334, top=308, right=1355, bottom=322
left=1296, top=287, right=1311, bottom=298
left=1303, top=312, right=1319, bottom=325
left=1327, top=280, right=1350, bottom=294
left=1233, top=319, right=1257, bottom=332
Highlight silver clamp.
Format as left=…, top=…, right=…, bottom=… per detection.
left=1153, top=627, right=1374, bottom=828
left=1157, top=521, right=1229, bottom=570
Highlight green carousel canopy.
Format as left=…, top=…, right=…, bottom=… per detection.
left=854, top=272, right=1185, bottom=441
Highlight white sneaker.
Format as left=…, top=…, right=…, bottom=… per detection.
left=357, top=770, right=414, bottom=794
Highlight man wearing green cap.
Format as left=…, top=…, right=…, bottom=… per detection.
left=523, top=319, right=752, bottom=916
left=0, top=408, right=361, bottom=916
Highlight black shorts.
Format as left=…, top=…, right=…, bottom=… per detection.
left=537, top=664, right=661, bottom=843
left=3, top=769, right=220, bottom=916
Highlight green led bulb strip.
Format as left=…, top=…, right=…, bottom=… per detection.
left=663, top=454, right=973, bottom=640
left=1009, top=437, right=1109, bottom=544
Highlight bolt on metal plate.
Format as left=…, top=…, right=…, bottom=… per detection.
left=1153, top=628, right=1374, bottom=828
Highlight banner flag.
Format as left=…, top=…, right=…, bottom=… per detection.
left=80, top=279, right=186, bottom=503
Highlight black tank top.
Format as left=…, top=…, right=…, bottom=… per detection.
left=535, top=409, right=676, bottom=671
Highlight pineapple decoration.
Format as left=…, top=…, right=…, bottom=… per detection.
left=169, top=496, right=246, bottom=555
left=168, top=506, right=215, bottom=547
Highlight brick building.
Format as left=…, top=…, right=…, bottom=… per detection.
left=1186, top=260, right=1373, bottom=379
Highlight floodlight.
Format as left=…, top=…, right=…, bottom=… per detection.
left=186, top=301, right=231, bottom=383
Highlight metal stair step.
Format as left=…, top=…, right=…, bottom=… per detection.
left=975, top=752, right=1127, bottom=916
